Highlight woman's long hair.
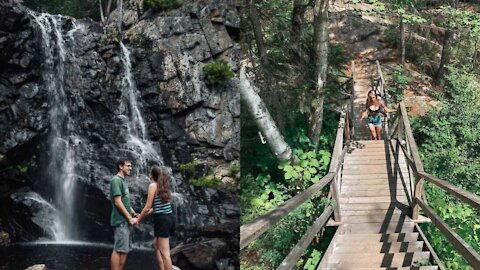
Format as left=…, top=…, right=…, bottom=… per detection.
left=150, top=166, right=171, bottom=202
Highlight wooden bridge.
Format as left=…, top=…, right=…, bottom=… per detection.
left=240, top=61, right=480, bottom=269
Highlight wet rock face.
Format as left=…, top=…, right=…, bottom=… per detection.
left=0, top=0, right=239, bottom=265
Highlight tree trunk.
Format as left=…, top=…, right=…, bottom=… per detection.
left=240, top=67, right=292, bottom=162
left=99, top=0, right=105, bottom=24
left=400, top=16, right=405, bottom=66
left=247, top=0, right=268, bottom=66
left=436, top=29, right=454, bottom=84
left=308, top=0, right=329, bottom=145
left=105, top=0, right=113, bottom=19
left=292, top=0, right=307, bottom=43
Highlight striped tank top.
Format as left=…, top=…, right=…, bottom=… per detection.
left=153, top=194, right=173, bottom=214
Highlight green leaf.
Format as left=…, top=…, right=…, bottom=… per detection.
left=303, top=171, right=311, bottom=180
left=309, top=167, right=317, bottom=174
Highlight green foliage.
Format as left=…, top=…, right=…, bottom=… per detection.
left=99, top=27, right=121, bottom=46
left=328, top=43, right=351, bottom=71
left=228, top=161, right=240, bottom=176
left=384, top=25, right=398, bottom=48
left=203, top=59, right=234, bottom=85
left=279, top=149, right=331, bottom=188
left=412, top=66, right=480, bottom=269
left=24, top=0, right=99, bottom=19
left=188, top=175, right=221, bottom=188
left=179, top=162, right=196, bottom=174
left=387, top=65, right=411, bottom=102
left=144, top=0, right=182, bottom=10
left=302, top=249, right=322, bottom=270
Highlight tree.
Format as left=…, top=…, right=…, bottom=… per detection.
left=247, top=0, right=268, bottom=67
left=240, top=67, right=292, bottom=162
left=308, top=0, right=329, bottom=146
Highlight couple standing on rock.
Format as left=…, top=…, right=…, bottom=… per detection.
left=110, top=157, right=177, bottom=270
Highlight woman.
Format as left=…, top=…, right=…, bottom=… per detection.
left=365, top=90, right=394, bottom=140
left=137, top=166, right=175, bottom=270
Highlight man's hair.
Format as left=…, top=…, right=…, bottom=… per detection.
left=116, top=157, right=131, bottom=171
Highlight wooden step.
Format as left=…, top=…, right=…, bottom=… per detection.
left=318, top=266, right=438, bottom=270
left=340, top=196, right=409, bottom=204
left=340, top=202, right=410, bottom=211
left=342, top=208, right=410, bottom=217
left=342, top=167, right=410, bottom=175
left=341, top=189, right=411, bottom=197
left=344, top=164, right=410, bottom=171
left=340, top=214, right=412, bottom=224
left=342, top=174, right=411, bottom=181
left=330, top=241, right=425, bottom=253
left=334, top=233, right=420, bottom=243
left=323, top=251, right=431, bottom=268
left=342, top=184, right=411, bottom=192
left=343, top=159, right=407, bottom=165
left=337, top=221, right=415, bottom=234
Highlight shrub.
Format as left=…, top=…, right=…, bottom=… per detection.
left=144, top=0, right=182, bottom=10
left=188, top=175, right=221, bottom=188
left=387, top=65, right=411, bottom=102
left=203, top=59, right=235, bottom=85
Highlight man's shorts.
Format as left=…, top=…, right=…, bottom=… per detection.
left=154, top=214, right=175, bottom=237
left=113, top=222, right=132, bottom=253
left=367, top=115, right=382, bottom=127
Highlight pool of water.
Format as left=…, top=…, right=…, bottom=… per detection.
left=0, top=242, right=188, bottom=270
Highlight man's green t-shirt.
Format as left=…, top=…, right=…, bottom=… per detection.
left=110, top=175, right=133, bottom=226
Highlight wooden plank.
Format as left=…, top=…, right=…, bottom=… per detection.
left=342, top=168, right=411, bottom=175
left=277, top=206, right=333, bottom=270
left=341, top=188, right=410, bottom=196
left=342, top=208, right=409, bottom=217
left=331, top=241, right=424, bottom=253
left=342, top=173, right=410, bottom=180
left=341, top=196, right=409, bottom=204
left=344, top=164, right=409, bottom=171
left=342, top=184, right=411, bottom=192
left=343, top=159, right=407, bottom=165
left=419, top=172, right=480, bottom=210
left=324, top=251, right=430, bottom=268
left=240, top=173, right=334, bottom=249
left=340, top=202, right=409, bottom=211
left=417, top=199, right=480, bottom=268
left=415, top=223, right=446, bottom=270
left=340, top=214, right=411, bottom=223
left=334, top=233, right=420, bottom=243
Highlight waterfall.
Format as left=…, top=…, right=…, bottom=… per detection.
left=118, top=42, right=163, bottom=176
left=118, top=43, right=184, bottom=201
left=30, top=12, right=77, bottom=241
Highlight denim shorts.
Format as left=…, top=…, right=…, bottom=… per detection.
left=113, top=222, right=132, bottom=253
left=367, top=115, right=382, bottom=126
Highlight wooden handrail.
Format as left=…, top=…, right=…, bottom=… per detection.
left=418, top=172, right=480, bottom=210
left=417, top=199, right=480, bottom=268
left=240, top=172, right=334, bottom=249
left=277, top=206, right=334, bottom=270
left=389, top=101, right=480, bottom=269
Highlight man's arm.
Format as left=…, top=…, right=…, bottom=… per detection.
left=114, top=196, right=137, bottom=225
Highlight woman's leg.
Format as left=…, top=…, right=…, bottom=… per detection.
left=157, top=237, right=173, bottom=270
left=368, top=125, right=377, bottom=140
left=375, top=126, right=382, bottom=140
left=154, top=238, right=165, bottom=270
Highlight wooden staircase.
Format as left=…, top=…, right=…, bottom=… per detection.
left=318, top=140, right=438, bottom=269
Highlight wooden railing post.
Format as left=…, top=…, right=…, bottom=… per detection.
left=412, top=175, right=424, bottom=220
left=328, top=108, right=346, bottom=222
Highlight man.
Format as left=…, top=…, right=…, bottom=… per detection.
left=110, top=157, right=138, bottom=270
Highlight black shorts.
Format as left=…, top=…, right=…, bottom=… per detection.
left=154, top=213, right=175, bottom=237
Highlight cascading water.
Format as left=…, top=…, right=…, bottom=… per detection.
left=30, top=12, right=78, bottom=241
left=118, top=43, right=184, bottom=201
left=118, top=42, right=162, bottom=175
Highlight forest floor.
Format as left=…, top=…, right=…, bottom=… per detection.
left=329, top=1, right=440, bottom=118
